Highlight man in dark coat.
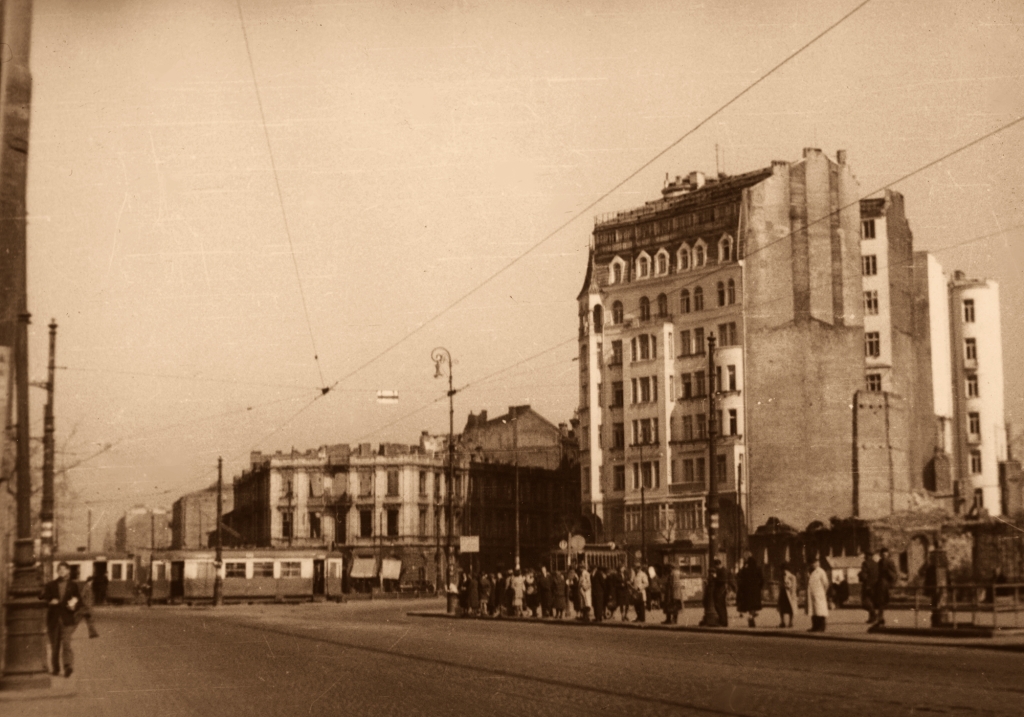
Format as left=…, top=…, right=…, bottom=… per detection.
left=874, top=547, right=899, bottom=626
left=736, top=556, right=764, bottom=627
left=41, top=561, right=82, bottom=677
left=592, top=568, right=606, bottom=622
left=711, top=559, right=730, bottom=627
left=858, top=552, right=879, bottom=623
left=536, top=566, right=553, bottom=618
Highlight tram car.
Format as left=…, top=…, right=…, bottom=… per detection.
left=50, top=552, right=142, bottom=604
left=148, top=549, right=344, bottom=604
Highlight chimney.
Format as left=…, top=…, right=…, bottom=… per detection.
left=803, top=147, right=821, bottom=158
left=836, top=149, right=847, bottom=165
left=688, top=171, right=705, bottom=190
left=954, top=270, right=966, bottom=281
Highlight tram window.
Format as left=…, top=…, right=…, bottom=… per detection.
left=126, top=564, right=134, bottom=581
left=225, top=562, right=246, bottom=578
left=111, top=563, right=122, bottom=580
left=154, top=563, right=166, bottom=581
left=253, top=561, right=274, bottom=578
left=281, top=561, right=301, bottom=578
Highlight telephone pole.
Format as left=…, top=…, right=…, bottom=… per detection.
left=39, top=319, right=57, bottom=580
left=213, top=457, right=224, bottom=606
left=513, top=415, right=520, bottom=572
left=702, top=332, right=721, bottom=627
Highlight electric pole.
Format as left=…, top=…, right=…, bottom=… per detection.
left=213, top=456, right=223, bottom=606
left=514, top=415, right=520, bottom=572
left=39, top=319, right=56, bottom=581
left=640, top=440, right=646, bottom=566
left=702, top=332, right=721, bottom=627
left=432, top=347, right=457, bottom=614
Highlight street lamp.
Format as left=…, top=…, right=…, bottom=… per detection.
left=701, top=332, right=721, bottom=627
left=432, top=347, right=458, bottom=614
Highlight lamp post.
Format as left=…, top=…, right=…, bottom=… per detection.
left=213, top=457, right=224, bottom=606
left=432, top=347, right=458, bottom=614
left=702, top=332, right=721, bottom=627
left=639, top=440, right=646, bottom=566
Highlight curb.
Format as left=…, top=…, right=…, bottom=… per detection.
left=0, top=678, right=78, bottom=703
left=405, top=611, right=1024, bottom=652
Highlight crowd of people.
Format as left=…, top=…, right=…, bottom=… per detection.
left=456, top=563, right=687, bottom=624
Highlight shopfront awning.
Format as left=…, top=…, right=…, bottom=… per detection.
left=350, top=557, right=377, bottom=579
left=381, top=558, right=402, bottom=581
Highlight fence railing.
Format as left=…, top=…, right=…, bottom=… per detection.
left=898, top=582, right=1024, bottom=630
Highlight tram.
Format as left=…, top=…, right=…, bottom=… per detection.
left=50, top=552, right=142, bottom=604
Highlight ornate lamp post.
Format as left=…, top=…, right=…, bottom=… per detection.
left=432, top=347, right=458, bottom=614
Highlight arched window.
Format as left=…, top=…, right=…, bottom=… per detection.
left=656, top=252, right=668, bottom=276
left=639, top=296, right=651, bottom=321
left=720, top=236, right=733, bottom=263
left=696, top=244, right=705, bottom=267
left=727, top=279, right=736, bottom=305
left=638, top=256, right=650, bottom=278
left=612, top=301, right=624, bottom=324
left=657, top=293, right=668, bottom=317
left=612, top=263, right=622, bottom=284
left=693, top=286, right=704, bottom=311
left=680, top=289, right=690, bottom=314
left=717, top=281, right=726, bottom=307
left=593, top=305, right=603, bottom=333
left=679, top=247, right=690, bottom=271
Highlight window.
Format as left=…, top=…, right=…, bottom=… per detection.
left=862, top=255, right=877, bottom=276
left=965, top=338, right=977, bottom=361
left=630, top=338, right=637, bottom=362
left=625, top=505, right=641, bottom=531
left=419, top=508, right=428, bottom=536
left=970, top=450, right=982, bottom=474
left=968, top=412, right=980, bottom=436
left=963, top=299, right=975, bottom=323
left=282, top=511, right=293, bottom=539
left=966, top=375, right=979, bottom=398
left=694, top=371, right=706, bottom=397
left=865, top=332, right=880, bottom=358
left=613, top=423, right=625, bottom=449
left=727, top=365, right=737, bottom=392
left=866, top=373, right=882, bottom=391
left=111, top=564, right=124, bottom=581
left=419, top=471, right=427, bottom=496
left=639, top=334, right=650, bottom=360
left=696, top=244, right=705, bottom=267
left=631, top=464, right=640, bottom=490
left=638, top=256, right=650, bottom=278
left=680, top=290, right=690, bottom=314
left=728, top=409, right=738, bottom=436
left=612, top=301, right=624, bottom=324
left=679, top=247, right=690, bottom=271
left=696, top=414, right=707, bottom=439
left=611, top=340, right=623, bottom=365
left=612, top=382, right=624, bottom=407
left=682, top=416, right=693, bottom=441
left=226, top=562, right=246, bottom=578
left=630, top=378, right=638, bottom=404
left=683, top=459, right=695, bottom=483
left=679, top=330, right=691, bottom=357
left=694, top=327, right=705, bottom=354
left=387, top=509, right=399, bottom=537
left=639, top=297, right=651, bottom=321
left=640, top=377, right=651, bottom=403
left=281, top=561, right=301, bottom=578
left=309, top=512, right=321, bottom=539
left=657, top=293, right=668, bottom=317
left=359, top=509, right=373, bottom=538
left=720, top=237, right=733, bottom=263
left=631, top=420, right=639, bottom=445
left=253, top=561, right=274, bottom=577
left=862, top=219, right=876, bottom=239
left=727, top=279, right=736, bottom=305
left=612, top=262, right=623, bottom=284
left=613, top=465, right=626, bottom=491
left=864, top=291, right=879, bottom=315
left=593, top=305, right=603, bottom=333
left=696, top=457, right=706, bottom=484
left=717, top=282, right=726, bottom=306
left=693, top=287, right=704, bottom=311
left=718, top=322, right=737, bottom=346
left=681, top=373, right=692, bottom=399
left=656, top=253, right=668, bottom=275
left=359, top=472, right=373, bottom=496
left=716, top=455, right=727, bottom=483
left=386, top=470, right=399, bottom=497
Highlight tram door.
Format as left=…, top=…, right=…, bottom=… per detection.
left=313, top=560, right=326, bottom=597
left=170, top=561, right=185, bottom=601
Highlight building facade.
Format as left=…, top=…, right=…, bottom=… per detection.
left=171, top=484, right=234, bottom=549
left=115, top=506, right=171, bottom=553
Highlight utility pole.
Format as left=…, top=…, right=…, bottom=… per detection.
left=87, top=509, right=92, bottom=553
left=39, top=320, right=56, bottom=581
left=702, top=332, right=721, bottom=627
left=514, top=415, right=520, bottom=572
left=0, top=0, right=48, bottom=690
left=213, top=457, right=224, bottom=606
left=639, top=440, right=646, bottom=565
left=432, top=347, right=457, bottom=614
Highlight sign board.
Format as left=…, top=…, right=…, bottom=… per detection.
left=558, top=540, right=568, bottom=551
left=459, top=536, right=479, bottom=553
left=569, top=534, right=586, bottom=553
left=376, top=390, right=399, bottom=404
left=381, top=558, right=402, bottom=581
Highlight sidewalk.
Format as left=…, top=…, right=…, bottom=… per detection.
left=407, top=604, right=1024, bottom=652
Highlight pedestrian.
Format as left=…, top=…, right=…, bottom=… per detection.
left=605, top=567, right=620, bottom=618
left=578, top=564, right=593, bottom=621
left=663, top=563, right=684, bottom=624
left=458, top=572, right=470, bottom=616
left=736, top=556, right=764, bottom=627
left=41, top=561, right=82, bottom=677
left=468, top=572, right=480, bottom=617
left=631, top=564, right=649, bottom=623
left=492, top=571, right=505, bottom=617
left=565, top=567, right=579, bottom=619
left=873, top=547, right=899, bottom=627
left=552, top=569, right=567, bottom=619
left=479, top=572, right=493, bottom=617
left=777, top=562, right=796, bottom=628
left=592, top=567, right=606, bottom=622
left=807, top=556, right=830, bottom=632
left=858, top=551, right=879, bottom=623
left=617, top=567, right=632, bottom=622
left=77, top=575, right=100, bottom=639
left=524, top=569, right=538, bottom=617
left=701, top=559, right=729, bottom=627
left=511, top=569, right=525, bottom=617
left=647, top=565, right=661, bottom=613
left=537, top=566, right=553, bottom=618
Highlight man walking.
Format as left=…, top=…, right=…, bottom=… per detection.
left=631, top=563, right=649, bottom=623
left=41, top=561, right=82, bottom=677
left=858, top=551, right=879, bottom=623
left=874, top=547, right=899, bottom=627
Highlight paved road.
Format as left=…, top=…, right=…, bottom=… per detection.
left=10, top=600, right=1024, bottom=716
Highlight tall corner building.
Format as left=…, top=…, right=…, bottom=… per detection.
left=577, top=148, right=1011, bottom=569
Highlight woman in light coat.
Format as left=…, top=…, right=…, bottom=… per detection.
left=777, top=562, right=797, bottom=628
left=807, top=556, right=830, bottom=632
left=577, top=565, right=593, bottom=621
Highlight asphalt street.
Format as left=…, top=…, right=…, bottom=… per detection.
left=8, top=599, right=1024, bottom=717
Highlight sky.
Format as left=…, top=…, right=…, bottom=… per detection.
left=21, top=0, right=1024, bottom=549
